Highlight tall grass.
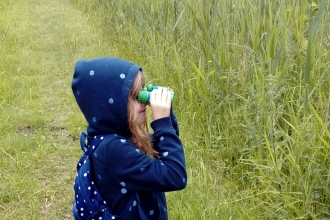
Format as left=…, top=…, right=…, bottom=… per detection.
left=1, top=0, right=329, bottom=219
left=70, top=0, right=330, bottom=218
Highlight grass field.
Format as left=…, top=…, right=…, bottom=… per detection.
left=0, top=0, right=329, bottom=219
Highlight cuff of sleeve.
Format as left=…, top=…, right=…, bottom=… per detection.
left=150, top=117, right=173, bottom=132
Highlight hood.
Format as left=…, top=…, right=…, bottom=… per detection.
left=72, top=57, right=142, bottom=137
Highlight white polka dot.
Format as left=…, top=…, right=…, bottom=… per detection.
left=98, top=175, right=102, bottom=180
left=161, top=163, right=164, bottom=165
left=108, top=98, right=114, bottom=104
left=84, top=173, right=87, bottom=177
left=101, top=136, right=104, bottom=140
left=81, top=213, right=84, bottom=216
left=183, top=177, right=186, bottom=183
left=149, top=210, right=154, bottom=215
left=120, top=73, right=125, bottom=79
left=140, top=167, right=145, bottom=172
left=160, top=136, right=164, bottom=141
left=120, top=139, right=126, bottom=143
left=133, top=200, right=137, bottom=206
left=94, top=191, right=97, bottom=195
left=89, top=70, right=95, bottom=76
left=120, top=182, right=126, bottom=187
left=88, top=186, right=91, bottom=190
left=163, top=152, right=169, bottom=157
left=93, top=117, right=96, bottom=122
left=121, top=188, right=127, bottom=194
left=94, top=152, right=97, bottom=158
left=136, top=149, right=140, bottom=153
left=80, top=208, right=84, bottom=211
left=111, top=216, right=115, bottom=219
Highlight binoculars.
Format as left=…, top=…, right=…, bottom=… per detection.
left=137, top=84, right=174, bottom=103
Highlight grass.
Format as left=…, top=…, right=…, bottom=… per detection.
left=1, top=0, right=330, bottom=219
left=0, top=0, right=111, bottom=218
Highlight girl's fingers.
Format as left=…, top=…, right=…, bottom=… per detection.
left=166, top=90, right=172, bottom=105
left=150, top=87, right=171, bottom=106
left=155, top=87, right=162, bottom=101
left=149, top=87, right=171, bottom=120
left=150, top=89, right=156, bottom=103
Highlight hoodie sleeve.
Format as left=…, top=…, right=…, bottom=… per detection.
left=99, top=117, right=187, bottom=192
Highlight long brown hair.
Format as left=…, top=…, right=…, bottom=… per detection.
left=128, top=71, right=158, bottom=158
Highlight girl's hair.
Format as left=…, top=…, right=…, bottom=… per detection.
left=128, top=71, right=158, bottom=158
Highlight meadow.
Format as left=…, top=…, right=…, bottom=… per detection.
left=0, top=0, right=329, bottom=219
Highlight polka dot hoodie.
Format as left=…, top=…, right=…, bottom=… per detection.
left=72, top=57, right=187, bottom=220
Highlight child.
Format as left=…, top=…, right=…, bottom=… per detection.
left=71, top=57, right=187, bottom=219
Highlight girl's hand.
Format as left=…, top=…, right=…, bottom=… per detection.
left=149, top=87, right=172, bottom=120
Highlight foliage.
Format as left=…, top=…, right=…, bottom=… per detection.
left=0, top=0, right=329, bottom=219
left=70, top=0, right=330, bottom=218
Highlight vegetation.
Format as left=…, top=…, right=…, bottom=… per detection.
left=0, top=0, right=329, bottom=219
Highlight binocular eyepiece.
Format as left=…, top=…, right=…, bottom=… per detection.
left=137, top=84, right=174, bottom=103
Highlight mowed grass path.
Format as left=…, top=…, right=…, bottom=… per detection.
left=0, top=0, right=119, bottom=219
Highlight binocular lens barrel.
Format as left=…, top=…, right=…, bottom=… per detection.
left=137, top=84, right=174, bottom=103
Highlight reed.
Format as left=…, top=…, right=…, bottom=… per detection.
left=1, top=0, right=329, bottom=219
left=75, top=0, right=330, bottom=218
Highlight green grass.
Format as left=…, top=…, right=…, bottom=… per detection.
left=1, top=0, right=330, bottom=219
left=0, top=0, right=110, bottom=218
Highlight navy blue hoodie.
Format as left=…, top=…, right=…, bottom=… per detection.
left=72, top=57, right=187, bottom=220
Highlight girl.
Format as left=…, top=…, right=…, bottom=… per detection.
left=72, top=57, right=187, bottom=219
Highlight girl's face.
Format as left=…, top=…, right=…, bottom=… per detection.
left=133, top=99, right=146, bottom=126
left=129, top=71, right=147, bottom=126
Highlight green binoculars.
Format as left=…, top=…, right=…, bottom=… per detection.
left=137, top=84, right=174, bottom=103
